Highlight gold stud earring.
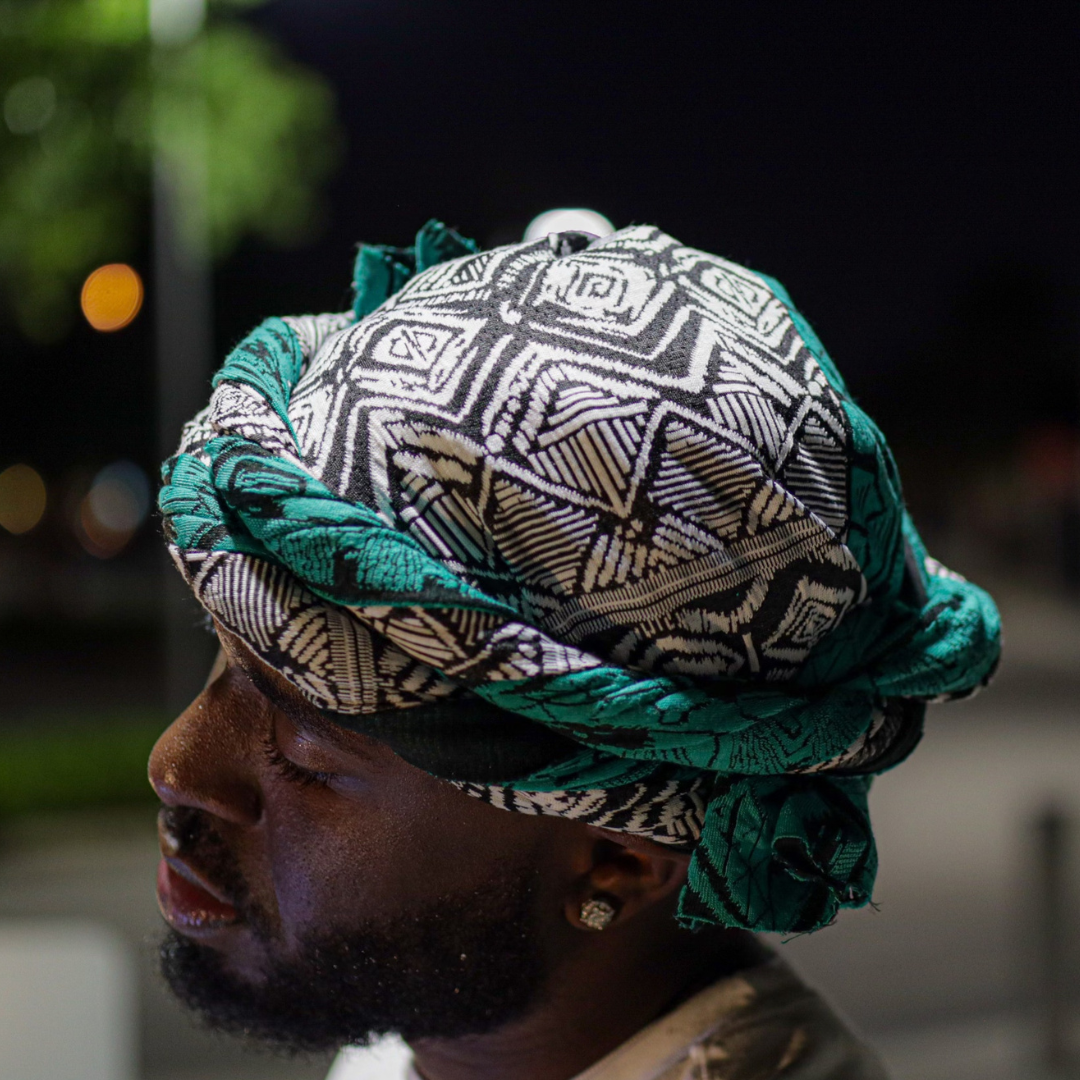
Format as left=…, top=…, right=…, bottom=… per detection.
left=579, top=897, right=618, bottom=931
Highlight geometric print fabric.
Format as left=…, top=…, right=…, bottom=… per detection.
left=287, top=226, right=865, bottom=699
left=166, top=225, right=877, bottom=860
left=174, top=227, right=870, bottom=720
left=162, top=223, right=1001, bottom=932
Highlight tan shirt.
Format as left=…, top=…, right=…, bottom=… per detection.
left=326, top=958, right=888, bottom=1080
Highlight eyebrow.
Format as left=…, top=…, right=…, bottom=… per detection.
left=226, top=643, right=382, bottom=761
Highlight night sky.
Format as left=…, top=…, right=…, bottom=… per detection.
left=4, top=1, right=1079, bottom=473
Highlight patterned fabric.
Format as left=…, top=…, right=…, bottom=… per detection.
left=160, top=221, right=1000, bottom=934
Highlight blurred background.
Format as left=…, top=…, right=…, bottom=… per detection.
left=1, top=2, right=1079, bottom=1078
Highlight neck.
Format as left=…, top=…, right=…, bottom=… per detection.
left=409, top=912, right=766, bottom=1080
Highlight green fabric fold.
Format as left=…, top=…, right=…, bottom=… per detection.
left=680, top=775, right=876, bottom=934
left=353, top=218, right=478, bottom=319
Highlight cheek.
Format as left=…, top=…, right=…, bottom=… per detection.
left=259, top=782, right=395, bottom=940
left=259, top=774, right=557, bottom=945
left=257, top=774, right=463, bottom=941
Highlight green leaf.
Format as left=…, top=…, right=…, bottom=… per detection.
left=0, top=0, right=341, bottom=339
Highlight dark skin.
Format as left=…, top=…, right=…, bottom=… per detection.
left=149, top=624, right=766, bottom=1080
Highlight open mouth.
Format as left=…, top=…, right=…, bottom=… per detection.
left=157, top=857, right=241, bottom=934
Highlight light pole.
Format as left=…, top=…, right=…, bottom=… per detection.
left=150, top=0, right=216, bottom=714
left=1035, top=804, right=1077, bottom=1076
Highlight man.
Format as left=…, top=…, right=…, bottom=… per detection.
left=151, top=222, right=1000, bottom=1079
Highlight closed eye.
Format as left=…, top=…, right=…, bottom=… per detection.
left=261, top=733, right=335, bottom=789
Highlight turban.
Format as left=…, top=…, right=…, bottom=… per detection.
left=160, top=221, right=1000, bottom=934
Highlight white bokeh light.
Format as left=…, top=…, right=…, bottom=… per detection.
left=87, top=461, right=150, bottom=534
left=523, top=208, right=615, bottom=242
left=149, top=0, right=206, bottom=46
left=79, top=461, right=151, bottom=558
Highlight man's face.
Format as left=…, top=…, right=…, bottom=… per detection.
left=148, top=625, right=586, bottom=1052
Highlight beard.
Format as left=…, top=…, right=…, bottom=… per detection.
left=157, top=810, right=550, bottom=1054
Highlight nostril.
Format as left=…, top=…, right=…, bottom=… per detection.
left=158, top=805, right=211, bottom=855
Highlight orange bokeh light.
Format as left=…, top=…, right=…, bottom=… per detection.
left=80, top=263, right=144, bottom=332
left=0, top=463, right=47, bottom=534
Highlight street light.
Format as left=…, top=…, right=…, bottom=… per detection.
left=150, top=0, right=216, bottom=712
left=524, top=208, right=615, bottom=241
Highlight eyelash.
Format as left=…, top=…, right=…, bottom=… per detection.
left=261, top=734, right=335, bottom=789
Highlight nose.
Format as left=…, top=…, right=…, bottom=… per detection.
left=149, top=667, right=262, bottom=826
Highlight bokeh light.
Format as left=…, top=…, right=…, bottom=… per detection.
left=80, top=264, right=144, bottom=332
left=0, top=464, right=48, bottom=535
left=149, top=0, right=207, bottom=47
left=524, top=208, right=615, bottom=241
left=1021, top=423, right=1080, bottom=499
left=3, top=76, right=56, bottom=135
left=78, top=461, right=151, bottom=558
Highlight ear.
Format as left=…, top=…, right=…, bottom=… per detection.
left=564, top=828, right=691, bottom=932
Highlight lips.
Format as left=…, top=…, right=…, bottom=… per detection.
left=157, top=857, right=240, bottom=934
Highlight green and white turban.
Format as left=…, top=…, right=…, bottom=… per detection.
left=160, top=221, right=1000, bottom=934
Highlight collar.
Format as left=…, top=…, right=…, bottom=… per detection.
left=567, top=959, right=788, bottom=1080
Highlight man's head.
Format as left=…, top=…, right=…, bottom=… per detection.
left=153, top=221, right=999, bottom=1048
left=149, top=624, right=696, bottom=1052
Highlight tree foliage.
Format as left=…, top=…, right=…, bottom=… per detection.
left=0, top=0, right=341, bottom=340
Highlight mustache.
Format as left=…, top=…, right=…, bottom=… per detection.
left=158, top=805, right=271, bottom=938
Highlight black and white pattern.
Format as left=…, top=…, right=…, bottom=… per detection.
left=176, top=227, right=864, bottom=719
left=451, top=772, right=710, bottom=849
left=283, top=228, right=860, bottom=702
left=171, top=226, right=871, bottom=843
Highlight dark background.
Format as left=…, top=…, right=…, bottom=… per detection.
left=2, top=8, right=1080, bottom=1078
left=8, top=3, right=1080, bottom=462
left=2, top=1, right=1079, bottom=711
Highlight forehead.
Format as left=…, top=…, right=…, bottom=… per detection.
left=210, top=621, right=542, bottom=817
left=213, top=622, right=388, bottom=757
